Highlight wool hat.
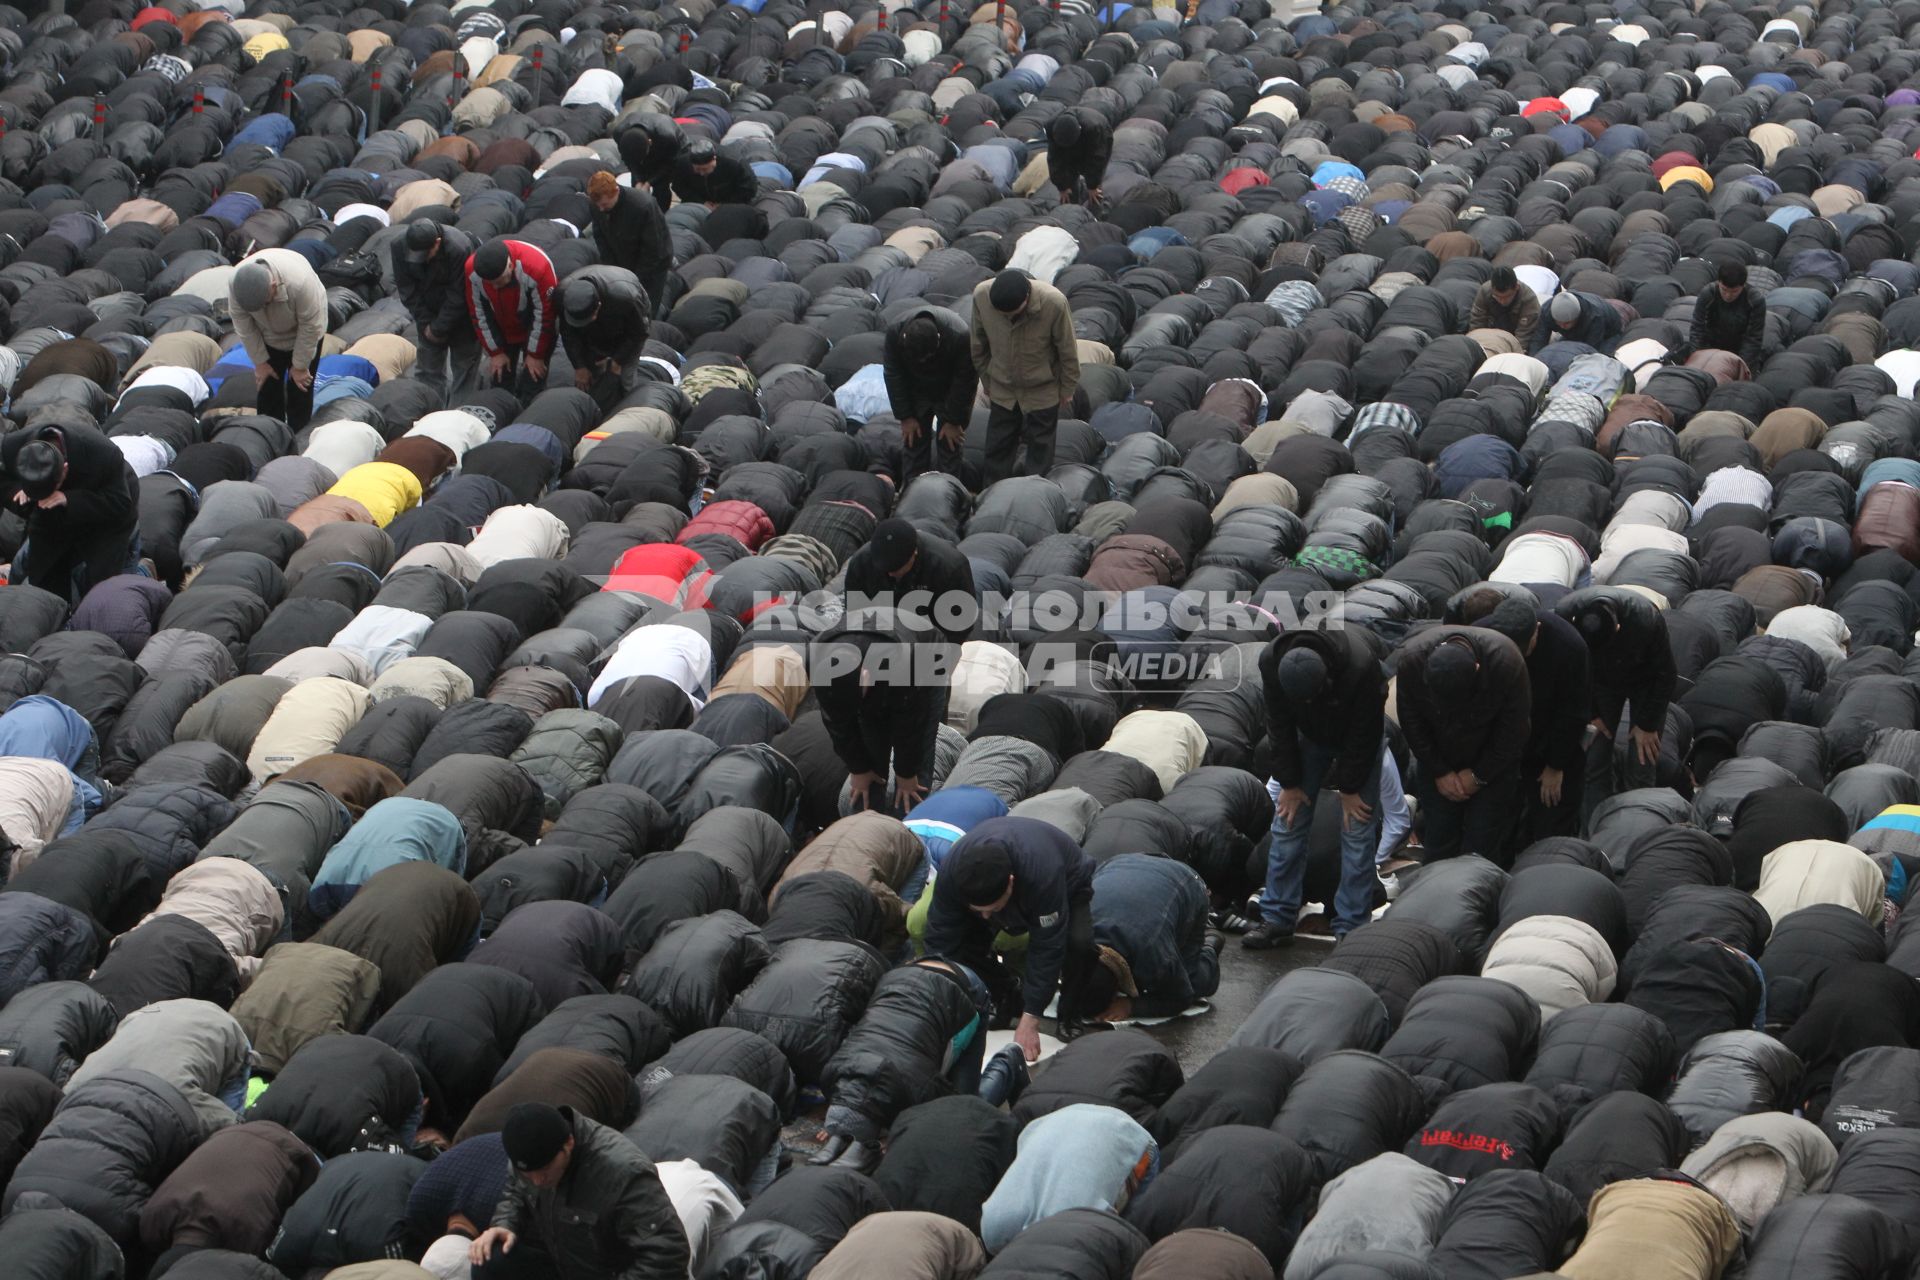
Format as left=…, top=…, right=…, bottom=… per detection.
left=1425, top=639, right=1479, bottom=702
left=947, top=840, right=1014, bottom=906
left=402, top=221, right=440, bottom=265
left=473, top=241, right=510, bottom=280
left=1549, top=291, right=1581, bottom=324
left=502, top=1103, right=572, bottom=1171
left=1275, top=647, right=1329, bottom=701
left=989, top=270, right=1031, bottom=312
left=562, top=279, right=601, bottom=325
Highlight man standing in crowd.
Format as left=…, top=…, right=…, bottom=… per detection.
left=393, top=220, right=480, bottom=399
left=1533, top=289, right=1623, bottom=353
left=1448, top=588, right=1593, bottom=845
left=558, top=267, right=651, bottom=411
left=672, top=138, right=756, bottom=208
left=616, top=115, right=683, bottom=216
left=883, top=306, right=977, bottom=482
left=843, top=518, right=976, bottom=648
left=1689, top=261, right=1766, bottom=368
left=1046, top=108, right=1112, bottom=206
left=817, top=612, right=948, bottom=815
left=1060, top=854, right=1223, bottom=1025
left=1246, top=626, right=1389, bottom=949
left=467, top=239, right=559, bottom=399
left=1395, top=625, right=1532, bottom=863
left=0, top=423, right=140, bottom=602
left=970, top=270, right=1080, bottom=486
left=1554, top=585, right=1677, bottom=811
left=925, top=816, right=1096, bottom=1062
left=469, top=1102, right=690, bottom=1279
left=1469, top=266, right=1540, bottom=347
left=228, top=248, right=328, bottom=430
left=587, top=171, right=672, bottom=322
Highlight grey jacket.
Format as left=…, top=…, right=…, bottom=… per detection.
left=491, top=1108, right=691, bottom=1280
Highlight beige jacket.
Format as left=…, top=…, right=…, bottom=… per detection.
left=969, top=277, right=1080, bottom=411
left=230, top=248, right=328, bottom=368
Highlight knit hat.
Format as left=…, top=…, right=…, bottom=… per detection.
left=1549, top=291, right=1581, bottom=325
left=502, top=1103, right=572, bottom=1171
left=1425, top=640, right=1479, bottom=702
left=473, top=241, right=510, bottom=281
left=1477, top=597, right=1537, bottom=650
left=946, top=839, right=1014, bottom=906
left=1275, top=647, right=1329, bottom=702
left=989, top=270, right=1031, bottom=312
left=230, top=261, right=273, bottom=312
left=402, top=221, right=440, bottom=265
left=869, top=518, right=918, bottom=573
left=13, top=437, right=63, bottom=501
left=562, top=279, right=601, bottom=326
left=686, top=138, right=717, bottom=163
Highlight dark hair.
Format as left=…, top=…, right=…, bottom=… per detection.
left=1718, top=261, right=1747, bottom=288
left=1059, top=960, right=1118, bottom=1026
left=901, top=315, right=941, bottom=357
left=1489, top=266, right=1516, bottom=291
left=1448, top=586, right=1512, bottom=626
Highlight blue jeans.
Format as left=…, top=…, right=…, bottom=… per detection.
left=1261, top=737, right=1383, bottom=937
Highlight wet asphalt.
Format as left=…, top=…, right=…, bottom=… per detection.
left=1130, top=935, right=1325, bottom=1071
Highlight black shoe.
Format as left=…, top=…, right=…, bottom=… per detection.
left=1203, top=930, right=1226, bottom=957
left=978, top=1043, right=1031, bottom=1108
left=809, top=1134, right=851, bottom=1166
left=830, top=1139, right=881, bottom=1174
left=1241, top=921, right=1295, bottom=950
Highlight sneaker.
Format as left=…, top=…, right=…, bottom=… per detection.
left=1241, top=921, right=1295, bottom=950
left=1211, top=898, right=1259, bottom=933
left=1379, top=871, right=1402, bottom=901
left=809, top=1134, right=852, bottom=1166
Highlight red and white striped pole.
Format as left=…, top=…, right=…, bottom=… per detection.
left=369, top=64, right=383, bottom=134
left=93, top=93, right=106, bottom=141
left=530, top=46, right=544, bottom=110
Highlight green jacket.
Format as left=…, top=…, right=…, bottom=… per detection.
left=969, top=277, right=1081, bottom=411
left=490, top=1109, right=690, bottom=1280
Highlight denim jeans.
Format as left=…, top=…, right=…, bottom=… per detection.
left=1260, top=735, right=1383, bottom=937
left=1376, top=746, right=1411, bottom=865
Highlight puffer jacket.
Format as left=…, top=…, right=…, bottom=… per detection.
left=367, top=963, right=546, bottom=1134
left=821, top=961, right=983, bottom=1141
left=66, top=999, right=249, bottom=1137
left=0, top=982, right=118, bottom=1085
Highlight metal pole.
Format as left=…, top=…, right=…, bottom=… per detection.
left=530, top=46, right=544, bottom=111
left=369, top=64, right=383, bottom=135
left=93, top=93, right=106, bottom=142
left=281, top=73, right=294, bottom=116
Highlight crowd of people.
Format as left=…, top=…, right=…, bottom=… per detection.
left=2, top=0, right=1920, bottom=1276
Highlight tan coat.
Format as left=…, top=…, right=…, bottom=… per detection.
left=1557, top=1180, right=1741, bottom=1280
left=230, top=248, right=329, bottom=368
left=774, top=811, right=923, bottom=945
left=969, top=277, right=1080, bottom=410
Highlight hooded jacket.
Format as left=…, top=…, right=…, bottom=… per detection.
left=66, top=999, right=249, bottom=1138
left=310, top=861, right=482, bottom=1012
left=489, top=1107, right=690, bottom=1280
left=1555, top=1177, right=1741, bottom=1280
left=1262, top=626, right=1388, bottom=794
left=980, top=1104, right=1158, bottom=1254
left=139, top=1119, right=319, bottom=1256
left=822, top=961, right=985, bottom=1141
left=1090, top=854, right=1219, bottom=1017
left=810, top=1210, right=986, bottom=1280
left=368, top=963, right=547, bottom=1133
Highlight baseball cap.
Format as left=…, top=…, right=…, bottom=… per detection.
left=869, top=518, right=918, bottom=573
left=402, top=221, right=441, bottom=265
left=562, top=279, right=601, bottom=325
left=947, top=840, right=1014, bottom=906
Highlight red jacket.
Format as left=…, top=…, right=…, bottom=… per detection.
left=465, top=240, right=558, bottom=358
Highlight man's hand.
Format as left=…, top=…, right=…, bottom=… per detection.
left=1436, top=771, right=1470, bottom=802
left=847, top=771, right=882, bottom=811
left=525, top=355, right=548, bottom=381
left=423, top=327, right=442, bottom=345
left=489, top=352, right=510, bottom=379
left=1275, top=786, right=1309, bottom=828
left=894, top=774, right=927, bottom=810
left=1014, top=1012, right=1042, bottom=1062
left=469, top=1228, right=515, bottom=1266
left=900, top=416, right=922, bottom=447
left=1631, top=727, right=1661, bottom=766
left=575, top=368, right=593, bottom=391
left=35, top=492, right=66, bottom=510
left=1060, top=395, right=1074, bottom=414
left=290, top=367, right=313, bottom=391
left=254, top=362, right=273, bottom=387
left=1457, top=771, right=1482, bottom=798
left=1539, top=766, right=1564, bottom=806
left=939, top=420, right=965, bottom=450
left=1338, top=791, right=1372, bottom=830
left=11, top=491, right=26, bottom=506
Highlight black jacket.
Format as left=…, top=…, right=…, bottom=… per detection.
left=1261, top=626, right=1387, bottom=794
left=1689, top=283, right=1766, bottom=366
left=815, top=620, right=947, bottom=782
left=591, top=186, right=671, bottom=277
left=491, top=1107, right=690, bottom=1280
left=1523, top=610, right=1591, bottom=772
left=560, top=266, right=650, bottom=370
left=875, top=1095, right=1019, bottom=1234
left=0, top=424, right=138, bottom=534
left=670, top=154, right=757, bottom=206
left=1047, top=109, right=1114, bottom=189
left=925, top=816, right=1095, bottom=1017
left=616, top=117, right=681, bottom=194
left=367, top=963, right=546, bottom=1133
left=882, top=306, right=978, bottom=426
left=244, top=1034, right=422, bottom=1159
left=1394, top=626, right=1532, bottom=783
left=1531, top=291, right=1622, bottom=352
left=392, top=224, right=478, bottom=341
left=1553, top=587, right=1677, bottom=732
left=843, top=529, right=977, bottom=648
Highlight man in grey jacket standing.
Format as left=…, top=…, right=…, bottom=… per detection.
left=228, top=249, right=328, bottom=431
left=969, top=270, right=1080, bottom=486
left=470, top=1102, right=690, bottom=1280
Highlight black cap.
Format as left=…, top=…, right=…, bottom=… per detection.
left=1425, top=640, right=1479, bottom=703
left=403, top=221, right=441, bottom=265
left=562, top=278, right=601, bottom=325
left=473, top=241, right=510, bottom=281
left=947, top=839, right=1014, bottom=906
left=502, top=1103, right=572, bottom=1172
left=1275, top=647, right=1328, bottom=702
left=989, top=270, right=1030, bottom=312
left=686, top=138, right=717, bottom=163
left=869, top=518, right=918, bottom=573
left=13, top=439, right=62, bottom=501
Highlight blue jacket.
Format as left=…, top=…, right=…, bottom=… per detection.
left=925, top=816, right=1094, bottom=1017
left=1090, top=854, right=1218, bottom=1017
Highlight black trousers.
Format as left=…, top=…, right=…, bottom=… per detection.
left=489, top=352, right=548, bottom=401
left=984, top=401, right=1058, bottom=486
left=475, top=1239, right=565, bottom=1280
left=258, top=346, right=319, bottom=430
left=1514, top=760, right=1585, bottom=850
left=639, top=261, right=671, bottom=322
left=15, top=520, right=139, bottom=604
left=962, top=892, right=1094, bottom=1026
left=1416, top=770, right=1519, bottom=867
left=900, top=402, right=965, bottom=482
